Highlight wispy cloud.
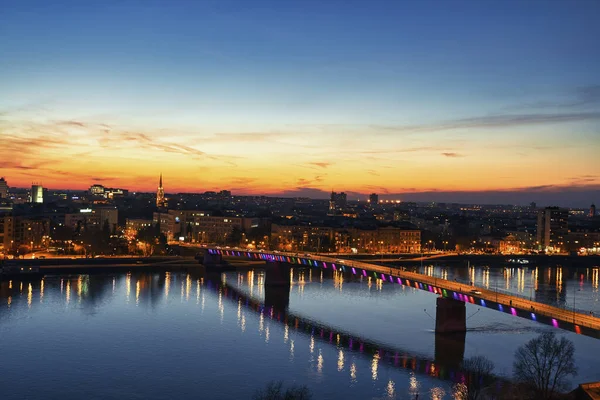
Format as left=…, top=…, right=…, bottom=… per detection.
left=441, top=152, right=464, bottom=157
left=507, top=84, right=600, bottom=110
left=309, top=162, right=331, bottom=169
left=384, top=112, right=600, bottom=134
left=360, top=146, right=448, bottom=155
left=209, top=132, right=284, bottom=142
left=229, top=177, right=258, bottom=185
left=296, top=175, right=325, bottom=186
left=102, top=132, right=207, bottom=158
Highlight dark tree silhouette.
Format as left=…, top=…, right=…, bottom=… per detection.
left=227, top=227, right=243, bottom=246
left=459, top=355, right=496, bottom=400
left=513, top=332, right=577, bottom=400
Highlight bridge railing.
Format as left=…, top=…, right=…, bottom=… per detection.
left=284, top=252, right=600, bottom=331
left=217, top=249, right=600, bottom=331
left=360, top=257, right=598, bottom=318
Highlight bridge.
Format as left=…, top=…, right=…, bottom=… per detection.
left=201, top=269, right=487, bottom=387
left=203, top=249, right=600, bottom=339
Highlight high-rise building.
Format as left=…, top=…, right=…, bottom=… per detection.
left=369, top=193, right=379, bottom=206
left=328, top=191, right=336, bottom=215
left=591, top=204, right=596, bottom=218
left=30, top=184, right=43, bottom=203
left=156, top=173, right=165, bottom=208
left=0, top=177, right=8, bottom=198
left=335, top=192, right=347, bottom=208
left=536, top=207, right=569, bottom=253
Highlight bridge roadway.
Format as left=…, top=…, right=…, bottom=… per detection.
left=207, top=249, right=600, bottom=339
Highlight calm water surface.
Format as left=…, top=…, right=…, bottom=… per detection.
left=399, top=263, right=600, bottom=314
left=0, top=264, right=599, bottom=400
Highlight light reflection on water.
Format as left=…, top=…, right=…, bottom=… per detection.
left=0, top=266, right=599, bottom=399
left=399, top=263, right=600, bottom=314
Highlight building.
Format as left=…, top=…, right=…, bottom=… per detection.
left=0, top=215, right=14, bottom=252
left=591, top=204, right=597, bottom=218
left=30, top=184, right=43, bottom=203
left=328, top=191, right=336, bottom=215
left=369, top=193, right=379, bottom=206
left=89, top=184, right=105, bottom=196
left=536, top=207, right=569, bottom=253
left=156, top=173, right=166, bottom=208
left=334, top=192, right=347, bottom=208
left=0, top=216, right=50, bottom=252
left=0, top=177, right=8, bottom=199
left=192, top=216, right=243, bottom=244
left=270, top=224, right=421, bottom=253
left=328, top=191, right=347, bottom=215
left=152, top=212, right=176, bottom=241
left=125, top=218, right=153, bottom=238
left=167, top=209, right=211, bottom=240
left=16, top=217, right=50, bottom=249
left=352, top=227, right=421, bottom=253
left=89, top=184, right=128, bottom=199
left=65, top=207, right=118, bottom=232
left=498, top=234, right=522, bottom=254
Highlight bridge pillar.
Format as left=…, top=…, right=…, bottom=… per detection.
left=202, top=250, right=223, bottom=267
left=264, top=261, right=291, bottom=310
left=434, top=332, right=466, bottom=368
left=435, top=297, right=466, bottom=334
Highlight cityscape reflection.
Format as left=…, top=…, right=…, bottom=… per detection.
left=0, top=264, right=599, bottom=399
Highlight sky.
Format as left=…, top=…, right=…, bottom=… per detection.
left=1, top=0, right=599, bottom=206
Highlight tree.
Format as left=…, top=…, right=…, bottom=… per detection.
left=227, top=227, right=243, bottom=246
left=52, top=225, right=75, bottom=242
left=252, top=381, right=312, bottom=400
left=513, top=332, right=577, bottom=400
left=458, top=356, right=496, bottom=400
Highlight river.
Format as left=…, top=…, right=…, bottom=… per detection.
left=0, top=263, right=599, bottom=399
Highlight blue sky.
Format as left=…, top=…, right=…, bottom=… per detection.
left=1, top=0, right=599, bottom=206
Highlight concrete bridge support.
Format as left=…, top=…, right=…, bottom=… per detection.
left=434, top=332, right=466, bottom=368
left=264, top=261, right=291, bottom=310
left=435, top=297, right=466, bottom=334
left=202, top=250, right=223, bottom=267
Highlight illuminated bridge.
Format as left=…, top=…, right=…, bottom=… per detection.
left=203, top=249, right=600, bottom=340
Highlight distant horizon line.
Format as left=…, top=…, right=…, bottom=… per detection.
left=3, top=185, right=597, bottom=210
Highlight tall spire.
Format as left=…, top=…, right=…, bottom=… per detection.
left=156, top=173, right=165, bottom=208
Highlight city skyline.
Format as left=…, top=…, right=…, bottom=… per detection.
left=2, top=0, right=600, bottom=206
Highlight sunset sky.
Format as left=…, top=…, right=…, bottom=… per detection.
left=1, top=0, right=599, bottom=205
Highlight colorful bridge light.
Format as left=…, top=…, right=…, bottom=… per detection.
left=397, top=277, right=402, bottom=285
left=480, top=299, right=486, bottom=307
left=498, top=304, right=504, bottom=312
left=511, top=307, right=517, bottom=316
left=575, top=325, right=581, bottom=334
left=363, top=270, right=367, bottom=277
left=530, top=312, right=536, bottom=320
left=352, top=267, right=356, bottom=275
left=552, top=319, right=559, bottom=328
left=381, top=273, right=386, bottom=281
left=332, top=264, right=336, bottom=271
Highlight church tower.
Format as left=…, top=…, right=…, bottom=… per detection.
left=156, top=173, right=165, bottom=208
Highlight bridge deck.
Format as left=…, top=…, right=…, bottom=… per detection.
left=208, top=249, right=600, bottom=337
left=310, top=253, right=600, bottom=333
